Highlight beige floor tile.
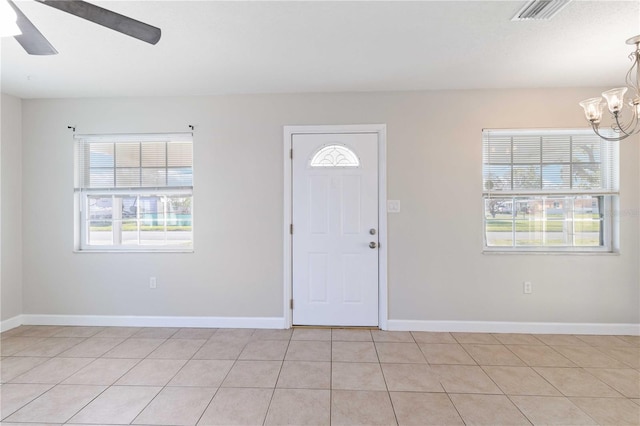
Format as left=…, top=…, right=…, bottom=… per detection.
left=14, top=338, right=85, bottom=357
left=238, top=339, right=289, bottom=360
left=68, top=385, right=160, bottom=424
left=115, top=359, right=186, bottom=386
left=133, top=327, right=179, bottom=339
left=618, top=336, right=640, bottom=346
left=390, top=392, right=463, bottom=425
left=586, top=368, right=640, bottom=398
left=171, top=328, right=217, bottom=339
left=492, top=333, right=544, bottom=345
left=252, top=329, right=293, bottom=340
left=168, top=360, right=234, bottom=387
left=431, top=365, right=502, bottom=394
left=0, top=336, right=44, bottom=356
left=575, top=335, right=632, bottom=347
left=331, top=390, right=396, bottom=425
left=375, top=342, right=426, bottom=363
left=535, top=334, right=589, bottom=346
left=17, top=326, right=67, bottom=338
left=570, top=397, right=640, bottom=425
left=193, top=339, right=248, bottom=360
left=52, top=327, right=104, bottom=338
left=0, top=326, right=32, bottom=338
left=534, top=367, right=621, bottom=397
left=510, top=395, right=597, bottom=425
left=211, top=329, right=255, bottom=340
left=507, top=345, right=576, bottom=367
left=4, top=384, right=106, bottom=423
left=483, top=366, right=561, bottom=396
left=62, top=358, right=139, bottom=385
left=597, top=346, right=640, bottom=369
left=332, top=341, right=378, bottom=363
left=291, top=328, right=331, bottom=341
left=452, top=332, right=501, bottom=344
left=276, top=361, right=331, bottom=389
left=381, top=363, right=444, bottom=392
left=10, top=358, right=94, bottom=384
left=221, top=360, right=281, bottom=388
left=264, top=388, right=330, bottom=425
left=419, top=343, right=476, bottom=365
left=0, top=383, right=54, bottom=420
left=285, top=340, right=331, bottom=361
left=463, top=344, right=525, bottom=366
left=147, top=338, right=206, bottom=359
left=553, top=345, right=630, bottom=368
left=331, top=329, right=372, bottom=342
left=102, top=338, right=165, bottom=358
left=133, top=386, right=216, bottom=425
left=371, top=330, right=414, bottom=343
left=450, top=393, right=531, bottom=425
left=198, top=387, right=272, bottom=425
left=411, top=331, right=456, bottom=344
left=58, top=337, right=126, bottom=358
left=332, top=362, right=386, bottom=391
left=1, top=356, right=49, bottom=383
left=93, top=327, right=141, bottom=338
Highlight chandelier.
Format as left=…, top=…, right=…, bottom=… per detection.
left=579, top=35, right=640, bottom=141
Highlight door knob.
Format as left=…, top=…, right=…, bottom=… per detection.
left=369, top=242, right=377, bottom=249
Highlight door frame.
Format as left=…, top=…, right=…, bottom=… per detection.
left=283, top=124, right=388, bottom=330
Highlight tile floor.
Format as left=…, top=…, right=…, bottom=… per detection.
left=1, top=325, right=639, bottom=425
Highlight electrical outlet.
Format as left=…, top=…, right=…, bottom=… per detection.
left=149, top=277, right=157, bottom=289
left=523, top=281, right=532, bottom=294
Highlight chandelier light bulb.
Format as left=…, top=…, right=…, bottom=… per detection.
left=579, top=97, right=605, bottom=123
left=602, top=87, right=628, bottom=113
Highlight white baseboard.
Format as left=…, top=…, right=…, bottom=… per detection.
left=20, top=315, right=287, bottom=329
left=4, top=315, right=638, bottom=335
left=386, top=320, right=640, bottom=336
left=1, top=315, right=24, bottom=332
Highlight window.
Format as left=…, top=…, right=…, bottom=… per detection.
left=482, top=129, right=618, bottom=252
left=74, top=133, right=193, bottom=251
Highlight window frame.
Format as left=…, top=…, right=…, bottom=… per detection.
left=74, top=133, right=194, bottom=253
left=482, top=129, right=619, bottom=254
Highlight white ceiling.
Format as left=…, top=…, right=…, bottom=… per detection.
left=1, top=0, right=639, bottom=99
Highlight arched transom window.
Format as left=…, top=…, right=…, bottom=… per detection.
left=309, top=144, right=360, bottom=168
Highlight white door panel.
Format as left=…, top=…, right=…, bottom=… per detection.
left=292, top=133, right=379, bottom=326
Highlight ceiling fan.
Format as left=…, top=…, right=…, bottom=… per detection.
left=6, top=0, right=161, bottom=55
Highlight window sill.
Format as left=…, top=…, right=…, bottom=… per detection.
left=74, top=249, right=194, bottom=254
left=482, top=249, right=619, bottom=256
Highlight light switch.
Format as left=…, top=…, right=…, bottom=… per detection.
left=387, top=200, right=401, bottom=213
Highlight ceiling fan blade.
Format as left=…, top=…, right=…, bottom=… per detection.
left=35, top=0, right=161, bottom=45
left=8, top=0, right=58, bottom=55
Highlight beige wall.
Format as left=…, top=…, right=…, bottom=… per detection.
left=1, top=93, right=23, bottom=322
left=18, top=89, right=640, bottom=325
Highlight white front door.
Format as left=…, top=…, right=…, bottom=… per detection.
left=292, top=133, right=379, bottom=326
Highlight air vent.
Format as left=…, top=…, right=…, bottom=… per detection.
left=512, top=0, right=571, bottom=21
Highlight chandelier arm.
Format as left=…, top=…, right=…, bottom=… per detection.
left=627, top=48, right=640, bottom=93
left=591, top=122, right=630, bottom=141
left=613, top=111, right=640, bottom=137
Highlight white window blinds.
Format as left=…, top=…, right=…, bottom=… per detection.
left=482, top=129, right=619, bottom=196
left=74, top=133, right=193, bottom=190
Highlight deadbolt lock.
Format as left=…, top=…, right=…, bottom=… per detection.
left=369, top=228, right=376, bottom=235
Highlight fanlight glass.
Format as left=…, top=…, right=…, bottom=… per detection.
left=310, top=145, right=360, bottom=167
